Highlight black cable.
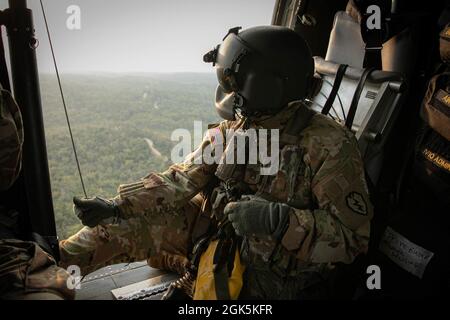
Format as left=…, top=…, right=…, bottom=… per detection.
left=323, top=78, right=346, bottom=122
left=345, top=68, right=375, bottom=130
left=321, top=64, right=348, bottom=117
left=336, top=93, right=345, bottom=122
left=319, top=92, right=341, bottom=122
left=39, top=0, right=88, bottom=198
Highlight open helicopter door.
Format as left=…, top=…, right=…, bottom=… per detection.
left=0, top=0, right=59, bottom=257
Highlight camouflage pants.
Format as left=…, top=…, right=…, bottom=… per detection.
left=59, top=199, right=200, bottom=276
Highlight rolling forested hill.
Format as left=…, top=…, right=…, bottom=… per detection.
left=40, top=73, right=219, bottom=238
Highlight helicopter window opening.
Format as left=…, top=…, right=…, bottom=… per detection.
left=24, top=0, right=275, bottom=239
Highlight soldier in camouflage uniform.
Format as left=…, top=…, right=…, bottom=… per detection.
left=0, top=85, right=74, bottom=300
left=60, top=26, right=372, bottom=299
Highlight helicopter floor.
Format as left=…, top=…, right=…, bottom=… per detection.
left=75, top=261, right=178, bottom=300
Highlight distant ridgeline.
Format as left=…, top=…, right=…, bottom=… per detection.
left=39, top=73, right=218, bottom=238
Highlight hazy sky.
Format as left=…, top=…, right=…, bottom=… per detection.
left=0, top=0, right=275, bottom=73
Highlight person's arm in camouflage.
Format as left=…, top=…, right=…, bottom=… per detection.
left=224, top=117, right=373, bottom=266
left=280, top=120, right=373, bottom=265
left=114, top=123, right=228, bottom=219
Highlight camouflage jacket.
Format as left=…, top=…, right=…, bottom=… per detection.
left=115, top=101, right=373, bottom=277
left=0, top=239, right=75, bottom=300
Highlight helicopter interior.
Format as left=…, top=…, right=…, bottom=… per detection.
left=0, top=0, right=448, bottom=300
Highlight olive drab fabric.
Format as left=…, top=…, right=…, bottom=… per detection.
left=59, top=101, right=373, bottom=299
left=0, top=86, right=23, bottom=191
left=0, top=239, right=75, bottom=300
left=421, top=23, right=450, bottom=141
left=421, top=72, right=450, bottom=141
left=439, top=23, right=450, bottom=66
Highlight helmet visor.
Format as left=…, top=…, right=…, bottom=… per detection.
left=214, top=34, right=251, bottom=93
left=214, top=85, right=236, bottom=120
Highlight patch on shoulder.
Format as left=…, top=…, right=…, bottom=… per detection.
left=345, top=191, right=367, bottom=215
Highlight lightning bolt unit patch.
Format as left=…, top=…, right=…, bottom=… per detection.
left=345, top=192, right=368, bottom=215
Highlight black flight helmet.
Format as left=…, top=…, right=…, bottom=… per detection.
left=204, top=25, right=314, bottom=120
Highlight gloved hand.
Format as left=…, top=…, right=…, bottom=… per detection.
left=73, top=196, right=120, bottom=228
left=224, top=195, right=290, bottom=239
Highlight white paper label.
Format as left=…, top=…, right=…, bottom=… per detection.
left=379, top=227, right=434, bottom=279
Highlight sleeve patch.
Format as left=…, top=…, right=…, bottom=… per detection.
left=345, top=192, right=367, bottom=215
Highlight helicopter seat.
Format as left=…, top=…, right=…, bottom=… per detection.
left=311, top=56, right=406, bottom=186
left=325, top=10, right=365, bottom=68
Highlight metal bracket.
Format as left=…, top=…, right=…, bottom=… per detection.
left=223, top=26, right=242, bottom=40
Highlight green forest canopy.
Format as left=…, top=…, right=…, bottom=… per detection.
left=40, top=73, right=219, bottom=238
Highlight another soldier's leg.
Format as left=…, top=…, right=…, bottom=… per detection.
left=59, top=199, right=200, bottom=276
left=0, top=240, right=74, bottom=300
